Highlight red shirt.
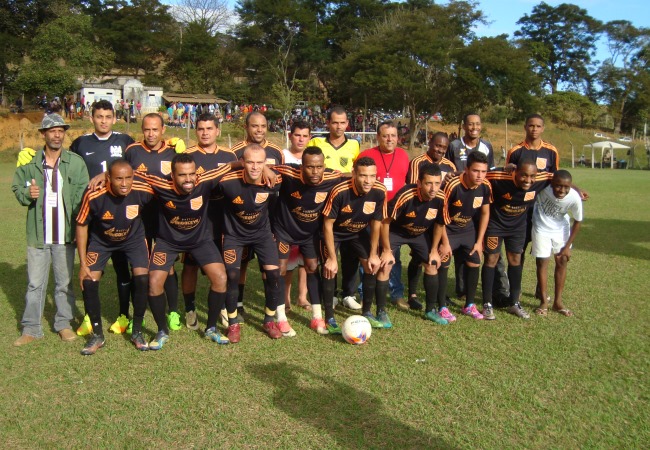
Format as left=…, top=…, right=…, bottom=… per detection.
left=358, top=146, right=410, bottom=201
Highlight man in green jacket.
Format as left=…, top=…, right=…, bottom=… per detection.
left=12, top=113, right=89, bottom=346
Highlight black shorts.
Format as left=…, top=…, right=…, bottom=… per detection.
left=183, top=238, right=224, bottom=267
left=320, top=232, right=371, bottom=262
left=442, top=230, right=480, bottom=268
left=390, top=232, right=431, bottom=264
left=150, top=239, right=222, bottom=272
left=484, top=230, right=526, bottom=255
left=85, top=237, right=149, bottom=272
left=223, top=231, right=279, bottom=269
left=274, top=225, right=320, bottom=261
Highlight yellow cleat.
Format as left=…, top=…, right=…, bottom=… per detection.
left=109, top=314, right=129, bottom=334
left=76, top=314, right=93, bottom=336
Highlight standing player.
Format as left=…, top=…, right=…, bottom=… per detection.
left=75, top=160, right=153, bottom=354
left=217, top=145, right=286, bottom=342
left=138, top=153, right=232, bottom=349
left=506, top=114, right=559, bottom=174
left=446, top=113, right=495, bottom=171
left=482, top=160, right=553, bottom=320
left=434, top=152, right=492, bottom=321
left=385, top=164, right=449, bottom=325
left=273, top=147, right=344, bottom=334
left=532, top=170, right=583, bottom=317
left=180, top=113, right=237, bottom=329
left=321, top=157, right=393, bottom=333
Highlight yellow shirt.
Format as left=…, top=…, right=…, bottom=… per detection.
left=308, top=136, right=360, bottom=172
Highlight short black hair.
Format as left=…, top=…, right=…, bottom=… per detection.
left=302, top=146, right=323, bottom=161
left=377, top=121, right=396, bottom=134
left=327, top=106, right=347, bottom=121
left=92, top=100, right=114, bottom=115
left=517, top=158, right=538, bottom=171
left=245, top=111, right=266, bottom=126
left=553, top=169, right=572, bottom=182
left=291, top=120, right=311, bottom=134
left=525, top=113, right=544, bottom=124
left=143, top=112, right=164, bottom=127
left=466, top=151, right=488, bottom=168
left=418, top=163, right=441, bottom=180
left=108, top=158, right=131, bottom=174
left=172, top=153, right=194, bottom=172
left=353, top=156, right=376, bottom=169
left=462, top=113, right=480, bottom=124
left=429, top=131, right=449, bottom=145
left=196, top=113, right=219, bottom=128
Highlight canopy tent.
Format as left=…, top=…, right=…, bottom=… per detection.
left=162, top=93, right=229, bottom=104
left=583, top=141, right=631, bottom=169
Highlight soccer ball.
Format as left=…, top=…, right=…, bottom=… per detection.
left=342, top=315, right=372, bottom=345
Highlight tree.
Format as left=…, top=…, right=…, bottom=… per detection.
left=515, top=2, right=601, bottom=94
left=540, top=91, right=599, bottom=128
left=172, top=0, right=231, bottom=35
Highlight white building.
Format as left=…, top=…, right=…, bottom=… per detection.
left=77, top=79, right=163, bottom=113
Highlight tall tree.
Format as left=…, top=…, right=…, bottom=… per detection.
left=172, top=0, right=231, bottom=35
left=515, top=2, right=601, bottom=94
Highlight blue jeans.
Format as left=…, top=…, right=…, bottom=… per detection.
left=21, top=244, right=76, bottom=338
left=357, top=252, right=404, bottom=300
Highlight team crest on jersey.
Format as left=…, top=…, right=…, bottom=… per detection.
left=102, top=211, right=114, bottom=220
left=255, top=192, right=269, bottom=204
left=473, top=197, right=483, bottom=208
left=126, top=205, right=139, bottom=219
left=341, top=205, right=353, bottom=213
left=190, top=197, right=203, bottom=210
left=136, top=163, right=148, bottom=172
left=161, top=161, right=172, bottom=175
left=502, top=193, right=513, bottom=200
left=152, top=252, right=166, bottom=266
left=406, top=211, right=416, bottom=218
left=110, top=145, right=123, bottom=158
left=453, top=200, right=463, bottom=207
left=278, top=242, right=290, bottom=254
left=224, top=249, right=237, bottom=265
left=265, top=158, right=275, bottom=165
left=487, top=236, right=499, bottom=250
left=340, top=157, right=349, bottom=168
left=291, top=191, right=302, bottom=199
left=232, top=196, right=244, bottom=204
left=425, top=208, right=438, bottom=220
left=314, top=192, right=327, bottom=203
left=165, top=200, right=176, bottom=209
left=363, top=202, right=376, bottom=214
left=85, top=252, right=98, bottom=266
left=524, top=191, right=536, bottom=202
left=536, top=157, right=547, bottom=170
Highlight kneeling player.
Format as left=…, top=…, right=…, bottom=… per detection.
left=76, top=160, right=153, bottom=355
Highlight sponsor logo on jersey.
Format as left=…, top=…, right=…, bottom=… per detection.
left=266, top=158, right=276, bottom=165
left=255, top=192, right=269, bottom=204
left=232, top=196, right=244, bottom=204
left=136, top=163, right=148, bottom=172
left=502, top=193, right=513, bottom=200
left=536, top=157, right=547, bottom=170
left=406, top=211, right=416, bottom=218
left=425, top=208, right=438, bottom=220
left=165, top=201, right=176, bottom=209
left=314, top=192, right=327, bottom=203
left=453, top=200, right=462, bottom=207
left=524, top=191, right=536, bottom=201
left=110, top=145, right=123, bottom=158
left=291, top=191, right=302, bottom=199
left=341, top=205, right=353, bottom=213
left=126, top=205, right=139, bottom=219
left=363, top=202, right=376, bottom=214
left=102, top=211, right=114, bottom=220
left=473, top=197, right=483, bottom=208
left=161, top=161, right=172, bottom=175
left=85, top=252, right=98, bottom=266
left=190, top=196, right=203, bottom=210
left=152, top=252, right=167, bottom=266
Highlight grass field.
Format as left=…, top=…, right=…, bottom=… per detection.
left=1, top=163, right=648, bottom=448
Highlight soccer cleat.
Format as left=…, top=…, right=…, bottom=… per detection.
left=126, top=318, right=145, bottom=335
left=377, top=310, right=392, bottom=328
left=438, top=307, right=457, bottom=323
left=424, top=310, right=449, bottom=325
left=220, top=309, right=229, bottom=328
left=167, top=311, right=181, bottom=331
left=342, top=296, right=362, bottom=310
left=391, top=298, right=409, bottom=311
left=482, top=303, right=496, bottom=321
left=205, top=327, right=230, bottom=345
left=263, top=321, right=282, bottom=339
left=237, top=307, right=246, bottom=323
left=362, top=312, right=384, bottom=329
left=148, top=331, right=169, bottom=350
left=227, top=323, right=241, bottom=343
left=326, top=318, right=341, bottom=335
left=76, top=314, right=93, bottom=336
left=109, top=314, right=129, bottom=334
left=310, top=318, right=329, bottom=335
left=80, top=334, right=105, bottom=356
left=186, top=310, right=199, bottom=330
left=408, top=296, right=423, bottom=311
left=462, top=303, right=484, bottom=320
left=130, top=331, right=149, bottom=351
left=507, top=302, right=530, bottom=320
left=277, top=320, right=297, bottom=338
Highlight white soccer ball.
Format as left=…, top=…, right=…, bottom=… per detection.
left=342, top=315, right=372, bottom=345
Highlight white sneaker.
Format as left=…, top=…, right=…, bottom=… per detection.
left=342, top=296, right=362, bottom=310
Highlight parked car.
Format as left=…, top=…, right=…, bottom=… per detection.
left=594, top=132, right=609, bottom=139
left=618, top=136, right=633, bottom=142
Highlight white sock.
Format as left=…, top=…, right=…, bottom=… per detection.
left=276, top=304, right=288, bottom=322
left=312, top=304, right=322, bottom=319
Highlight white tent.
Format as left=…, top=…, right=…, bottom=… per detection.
left=583, top=141, right=631, bottom=169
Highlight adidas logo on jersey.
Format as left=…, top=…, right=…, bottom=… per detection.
left=102, top=211, right=114, bottom=220
left=165, top=201, right=176, bottom=209
left=136, top=163, right=148, bottom=172
left=342, top=205, right=353, bottom=213
left=232, top=196, right=244, bottom=204
left=453, top=200, right=462, bottom=207
left=196, top=166, right=205, bottom=174
left=502, top=193, right=512, bottom=200
left=291, top=191, right=302, bottom=199
left=406, top=211, right=416, bottom=218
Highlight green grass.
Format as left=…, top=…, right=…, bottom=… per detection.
left=0, top=165, right=648, bottom=448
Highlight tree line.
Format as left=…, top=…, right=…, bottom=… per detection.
left=1, top=0, right=649, bottom=136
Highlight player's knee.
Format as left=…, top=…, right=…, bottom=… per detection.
left=227, top=268, right=241, bottom=284
left=132, top=274, right=149, bottom=294
left=264, top=268, right=281, bottom=286
left=82, top=279, right=99, bottom=294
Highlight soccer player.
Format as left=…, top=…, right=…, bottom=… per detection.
left=321, top=157, right=393, bottom=333
left=180, top=113, right=237, bottom=330
left=75, top=160, right=153, bottom=354
left=506, top=114, right=559, bottom=174
left=138, top=153, right=232, bottom=349
left=385, top=164, right=449, bottom=325
left=482, top=160, right=553, bottom=320
left=434, top=151, right=492, bottom=321
left=532, top=170, right=583, bottom=317
left=217, top=144, right=286, bottom=342
left=124, top=113, right=182, bottom=331
left=446, top=113, right=495, bottom=171
left=273, top=147, right=344, bottom=334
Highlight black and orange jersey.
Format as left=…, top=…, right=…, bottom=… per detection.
left=71, top=132, right=135, bottom=178
left=216, top=169, right=282, bottom=238
left=76, top=181, right=153, bottom=244
left=388, top=184, right=445, bottom=238
left=273, top=165, right=343, bottom=241
left=137, top=165, right=230, bottom=246
left=406, top=154, right=457, bottom=184
left=506, top=140, right=559, bottom=173
left=230, top=139, right=284, bottom=166
left=442, top=174, right=492, bottom=234
left=124, top=141, right=177, bottom=179
left=322, top=180, right=387, bottom=241
left=486, top=171, right=552, bottom=234
left=184, top=145, right=237, bottom=173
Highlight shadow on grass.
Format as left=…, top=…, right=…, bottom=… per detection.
left=247, top=362, right=454, bottom=449
left=578, top=218, right=650, bottom=261
left=0, top=262, right=29, bottom=330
